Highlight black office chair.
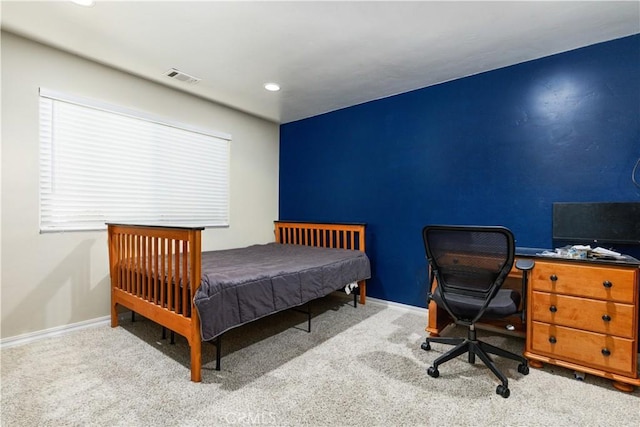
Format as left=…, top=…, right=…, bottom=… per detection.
left=421, top=225, right=529, bottom=398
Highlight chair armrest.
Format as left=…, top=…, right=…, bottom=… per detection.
left=426, top=267, right=435, bottom=305
left=514, top=259, right=534, bottom=322
left=515, top=259, right=534, bottom=271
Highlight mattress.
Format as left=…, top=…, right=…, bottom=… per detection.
left=194, top=243, right=371, bottom=340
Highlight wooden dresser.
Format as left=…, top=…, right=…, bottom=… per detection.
left=524, top=259, right=640, bottom=392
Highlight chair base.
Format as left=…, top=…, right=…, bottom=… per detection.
left=421, top=327, right=529, bottom=398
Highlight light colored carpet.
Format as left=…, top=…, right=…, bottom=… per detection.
left=2, top=293, right=639, bottom=426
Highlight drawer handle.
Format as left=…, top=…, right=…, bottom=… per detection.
left=602, top=314, right=612, bottom=322
left=601, top=348, right=611, bottom=357
left=549, top=305, right=557, bottom=313
left=603, top=280, right=613, bottom=288
left=549, top=336, right=557, bottom=344
left=550, top=274, right=558, bottom=282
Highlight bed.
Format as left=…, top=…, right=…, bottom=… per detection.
left=107, top=221, right=370, bottom=382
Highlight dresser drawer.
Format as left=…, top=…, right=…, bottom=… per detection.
left=531, top=291, right=635, bottom=338
left=530, top=321, right=636, bottom=375
left=531, top=261, right=637, bottom=303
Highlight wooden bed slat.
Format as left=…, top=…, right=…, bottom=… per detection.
left=160, top=238, right=166, bottom=307
left=168, top=238, right=172, bottom=307
left=152, top=237, right=158, bottom=304
left=138, top=235, right=143, bottom=296
left=127, top=234, right=132, bottom=293
left=182, top=240, right=188, bottom=315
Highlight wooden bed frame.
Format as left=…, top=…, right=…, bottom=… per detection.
left=107, top=221, right=367, bottom=382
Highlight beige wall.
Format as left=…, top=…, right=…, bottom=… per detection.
left=0, top=32, right=280, bottom=340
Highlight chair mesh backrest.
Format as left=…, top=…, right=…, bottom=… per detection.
left=423, top=226, right=514, bottom=300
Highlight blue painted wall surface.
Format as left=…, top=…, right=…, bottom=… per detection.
left=279, top=35, right=640, bottom=307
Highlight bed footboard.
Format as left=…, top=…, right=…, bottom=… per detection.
left=107, top=223, right=204, bottom=382
left=274, top=221, right=368, bottom=304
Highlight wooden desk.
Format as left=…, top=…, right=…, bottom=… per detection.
left=426, top=255, right=640, bottom=392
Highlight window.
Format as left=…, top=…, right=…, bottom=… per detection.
left=39, top=88, right=231, bottom=232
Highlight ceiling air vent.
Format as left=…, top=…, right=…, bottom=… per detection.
left=163, top=68, right=201, bottom=84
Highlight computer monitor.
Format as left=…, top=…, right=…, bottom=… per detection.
left=552, top=202, right=640, bottom=245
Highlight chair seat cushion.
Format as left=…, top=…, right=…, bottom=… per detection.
left=433, top=287, right=521, bottom=321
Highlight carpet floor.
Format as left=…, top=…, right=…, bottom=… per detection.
left=2, top=293, right=639, bottom=426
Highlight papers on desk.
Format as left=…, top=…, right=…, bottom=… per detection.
left=537, top=245, right=624, bottom=260
left=591, top=247, right=622, bottom=257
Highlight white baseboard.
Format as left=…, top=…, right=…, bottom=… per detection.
left=0, top=315, right=111, bottom=349
left=366, top=296, right=428, bottom=315
left=0, top=298, right=425, bottom=349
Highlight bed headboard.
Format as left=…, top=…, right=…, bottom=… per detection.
left=274, top=221, right=366, bottom=252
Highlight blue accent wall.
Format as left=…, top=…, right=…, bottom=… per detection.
left=279, top=34, right=640, bottom=307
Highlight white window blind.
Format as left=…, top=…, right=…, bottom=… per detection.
left=39, top=88, right=231, bottom=232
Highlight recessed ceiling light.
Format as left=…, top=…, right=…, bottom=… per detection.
left=264, top=83, right=281, bottom=92
left=71, top=0, right=95, bottom=6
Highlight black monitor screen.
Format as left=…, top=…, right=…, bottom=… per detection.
left=552, top=202, right=640, bottom=245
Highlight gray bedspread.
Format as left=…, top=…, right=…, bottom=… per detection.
left=193, top=243, right=371, bottom=341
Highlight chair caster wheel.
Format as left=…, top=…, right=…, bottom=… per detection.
left=496, top=385, right=510, bottom=398
left=427, top=366, right=439, bottom=378
left=421, top=341, right=431, bottom=351
left=517, top=363, right=529, bottom=375
left=573, top=371, right=585, bottom=381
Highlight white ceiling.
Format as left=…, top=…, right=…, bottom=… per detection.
left=2, top=1, right=639, bottom=124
